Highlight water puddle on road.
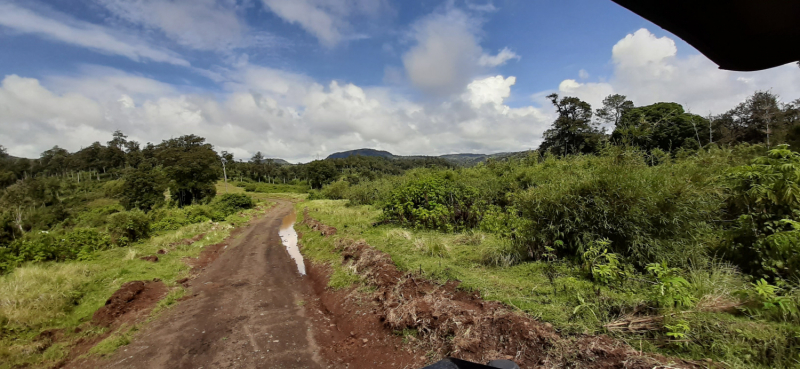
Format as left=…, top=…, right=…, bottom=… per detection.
left=279, top=208, right=306, bottom=275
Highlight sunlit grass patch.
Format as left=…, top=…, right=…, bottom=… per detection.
left=0, top=263, right=94, bottom=329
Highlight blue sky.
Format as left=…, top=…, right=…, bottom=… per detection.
left=1, top=0, right=798, bottom=162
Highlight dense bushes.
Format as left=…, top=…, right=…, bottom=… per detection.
left=721, top=145, right=800, bottom=282
left=211, top=193, right=255, bottom=215
left=513, top=149, right=724, bottom=267
left=320, top=145, right=781, bottom=273
left=0, top=228, right=111, bottom=273
left=381, top=174, right=483, bottom=232
left=107, top=209, right=151, bottom=245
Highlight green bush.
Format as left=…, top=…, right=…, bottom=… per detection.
left=107, top=209, right=151, bottom=245
left=721, top=145, right=800, bottom=282
left=382, top=174, right=482, bottom=232
left=512, top=150, right=724, bottom=267
left=0, top=228, right=111, bottom=273
left=320, top=180, right=350, bottom=200
left=212, top=193, right=255, bottom=216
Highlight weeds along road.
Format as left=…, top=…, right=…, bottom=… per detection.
left=103, top=199, right=324, bottom=369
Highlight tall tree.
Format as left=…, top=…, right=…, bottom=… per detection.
left=596, top=94, right=634, bottom=128
left=305, top=160, right=337, bottom=189
left=713, top=91, right=781, bottom=146
left=612, top=102, right=710, bottom=153
left=120, top=164, right=167, bottom=211
left=539, top=94, right=603, bottom=156
left=153, top=135, right=220, bottom=206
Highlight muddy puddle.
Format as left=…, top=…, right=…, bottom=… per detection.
left=279, top=209, right=305, bottom=275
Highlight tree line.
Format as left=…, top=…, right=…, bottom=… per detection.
left=539, top=90, right=800, bottom=156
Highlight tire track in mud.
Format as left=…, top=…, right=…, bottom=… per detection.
left=97, top=200, right=323, bottom=369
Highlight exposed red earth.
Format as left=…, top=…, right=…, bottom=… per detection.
left=53, top=200, right=714, bottom=369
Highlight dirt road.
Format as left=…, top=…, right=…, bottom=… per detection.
left=105, top=200, right=324, bottom=369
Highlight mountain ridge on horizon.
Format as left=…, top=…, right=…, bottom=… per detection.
left=325, top=148, right=522, bottom=166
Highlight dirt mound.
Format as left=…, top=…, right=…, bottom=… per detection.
left=302, top=208, right=337, bottom=236
left=92, top=280, right=167, bottom=327
left=305, top=214, right=708, bottom=369
left=139, top=255, right=158, bottom=262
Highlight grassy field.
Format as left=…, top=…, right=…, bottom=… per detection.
left=296, top=199, right=800, bottom=369
left=0, top=183, right=273, bottom=368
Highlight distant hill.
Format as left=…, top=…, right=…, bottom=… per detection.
left=266, top=158, right=292, bottom=165
left=326, top=149, right=395, bottom=160
left=324, top=148, right=529, bottom=166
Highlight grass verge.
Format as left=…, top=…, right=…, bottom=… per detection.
left=296, top=199, right=800, bottom=369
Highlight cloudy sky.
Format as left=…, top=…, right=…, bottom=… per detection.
left=1, top=0, right=798, bottom=162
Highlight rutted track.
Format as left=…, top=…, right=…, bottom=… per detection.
left=98, top=200, right=324, bottom=369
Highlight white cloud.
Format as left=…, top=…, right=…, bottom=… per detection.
left=578, top=69, right=589, bottom=79
left=466, top=1, right=497, bottom=12
left=0, top=67, right=551, bottom=161
left=479, top=47, right=521, bottom=67
left=0, top=75, right=109, bottom=157
left=0, top=2, right=189, bottom=66
left=557, top=79, right=614, bottom=112
left=463, top=75, right=516, bottom=108
left=402, top=8, right=482, bottom=96
left=95, top=0, right=270, bottom=51
left=260, top=0, right=388, bottom=47
left=558, top=28, right=800, bottom=115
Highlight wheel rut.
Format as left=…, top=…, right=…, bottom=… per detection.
left=101, top=200, right=323, bottom=369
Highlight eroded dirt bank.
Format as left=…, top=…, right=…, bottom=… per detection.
left=299, top=211, right=713, bottom=369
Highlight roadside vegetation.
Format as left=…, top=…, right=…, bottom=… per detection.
left=299, top=91, right=800, bottom=369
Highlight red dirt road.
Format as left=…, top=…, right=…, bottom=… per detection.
left=103, top=200, right=324, bottom=369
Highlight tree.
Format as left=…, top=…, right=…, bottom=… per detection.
left=120, top=164, right=167, bottom=211
left=250, top=152, right=265, bottom=165
left=713, top=91, right=781, bottom=146
left=612, top=102, right=710, bottom=153
left=153, top=135, right=220, bottom=206
left=39, top=146, right=70, bottom=176
left=539, top=94, right=604, bottom=156
left=1, top=182, right=30, bottom=234
left=305, top=160, right=338, bottom=189
left=596, top=94, right=634, bottom=127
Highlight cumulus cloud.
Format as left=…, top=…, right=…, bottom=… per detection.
left=558, top=28, right=800, bottom=115
left=0, top=67, right=551, bottom=162
left=402, top=8, right=483, bottom=96
left=260, top=0, right=388, bottom=47
left=95, top=0, right=272, bottom=51
left=0, top=2, right=189, bottom=66
left=0, top=75, right=109, bottom=158
left=479, top=47, right=520, bottom=67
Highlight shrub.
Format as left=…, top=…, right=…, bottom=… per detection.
left=513, top=150, right=723, bottom=267
left=721, top=145, right=800, bottom=281
left=0, top=228, right=110, bottom=273
left=212, top=193, right=255, bottom=217
left=148, top=208, right=190, bottom=232
left=382, top=174, right=482, bottom=232
left=320, top=180, right=350, bottom=200
left=107, top=209, right=150, bottom=245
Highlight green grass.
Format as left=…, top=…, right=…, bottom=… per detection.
left=296, top=199, right=800, bottom=369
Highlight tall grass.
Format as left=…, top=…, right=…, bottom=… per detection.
left=0, top=263, right=93, bottom=328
